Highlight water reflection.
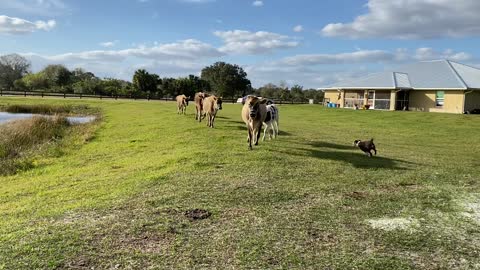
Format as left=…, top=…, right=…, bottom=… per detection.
left=0, top=112, right=95, bottom=125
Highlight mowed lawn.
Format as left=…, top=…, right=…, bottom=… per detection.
left=1, top=97, right=480, bottom=269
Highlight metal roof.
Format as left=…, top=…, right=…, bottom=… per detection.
left=324, top=60, right=480, bottom=90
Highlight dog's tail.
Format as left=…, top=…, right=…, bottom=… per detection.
left=370, top=138, right=374, bottom=143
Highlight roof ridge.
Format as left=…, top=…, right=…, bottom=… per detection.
left=448, top=60, right=480, bottom=71
left=419, top=59, right=447, bottom=63
left=445, top=60, right=468, bottom=89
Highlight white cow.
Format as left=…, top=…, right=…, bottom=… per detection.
left=262, top=104, right=279, bottom=141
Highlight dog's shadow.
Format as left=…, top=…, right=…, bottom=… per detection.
left=278, top=141, right=415, bottom=170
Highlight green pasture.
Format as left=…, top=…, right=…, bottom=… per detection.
left=1, top=97, right=479, bottom=269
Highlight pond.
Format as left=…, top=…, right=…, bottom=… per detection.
left=0, top=112, right=96, bottom=125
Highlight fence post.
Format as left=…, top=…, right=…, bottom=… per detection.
left=1, top=89, right=2, bottom=96
left=42, top=92, right=44, bottom=98
left=24, top=91, right=27, bottom=97
left=148, top=95, right=150, bottom=101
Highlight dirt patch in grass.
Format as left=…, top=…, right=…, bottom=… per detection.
left=367, top=217, right=420, bottom=232
left=116, top=231, right=176, bottom=254
left=345, top=191, right=368, bottom=200
left=185, top=209, right=211, bottom=220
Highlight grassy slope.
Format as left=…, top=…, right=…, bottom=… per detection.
left=0, top=97, right=479, bottom=269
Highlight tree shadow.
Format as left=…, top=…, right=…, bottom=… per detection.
left=304, top=149, right=413, bottom=170
left=301, top=141, right=416, bottom=169
left=273, top=143, right=415, bottom=170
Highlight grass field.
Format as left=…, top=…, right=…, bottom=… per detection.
left=1, top=97, right=479, bottom=269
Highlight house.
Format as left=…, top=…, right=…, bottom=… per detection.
left=322, top=60, right=480, bottom=114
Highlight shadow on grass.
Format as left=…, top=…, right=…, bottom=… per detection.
left=303, top=149, right=412, bottom=170
left=309, top=141, right=415, bottom=169
left=278, top=130, right=293, bottom=136
left=274, top=141, right=415, bottom=170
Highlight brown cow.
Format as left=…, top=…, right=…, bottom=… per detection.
left=194, top=92, right=206, bottom=122
left=242, top=95, right=268, bottom=149
left=175, top=94, right=189, bottom=114
left=203, top=95, right=223, bottom=128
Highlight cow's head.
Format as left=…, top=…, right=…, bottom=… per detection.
left=185, top=96, right=190, bottom=106
left=245, top=96, right=267, bottom=119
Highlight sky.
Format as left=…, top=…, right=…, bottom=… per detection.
left=1, top=0, right=480, bottom=88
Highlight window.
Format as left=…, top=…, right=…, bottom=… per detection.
left=344, top=90, right=364, bottom=108
left=436, top=91, right=445, bottom=107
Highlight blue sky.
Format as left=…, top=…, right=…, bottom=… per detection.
left=1, top=0, right=479, bottom=88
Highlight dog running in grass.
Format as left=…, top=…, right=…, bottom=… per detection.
left=353, top=138, right=377, bottom=157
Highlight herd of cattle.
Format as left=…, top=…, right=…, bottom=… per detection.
left=176, top=93, right=280, bottom=149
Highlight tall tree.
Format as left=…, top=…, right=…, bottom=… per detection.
left=132, top=69, right=157, bottom=93
left=201, top=62, right=250, bottom=98
left=19, top=72, right=49, bottom=90
left=42, top=64, right=72, bottom=91
left=0, top=54, right=31, bottom=90
left=290, top=84, right=305, bottom=102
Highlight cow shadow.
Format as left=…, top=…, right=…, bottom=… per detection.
left=278, top=130, right=293, bottom=136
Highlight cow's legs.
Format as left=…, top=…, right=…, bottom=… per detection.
left=262, top=123, right=268, bottom=141
left=273, top=121, right=278, bottom=138
left=248, top=129, right=253, bottom=149
left=255, top=128, right=261, bottom=145
left=211, top=114, right=216, bottom=128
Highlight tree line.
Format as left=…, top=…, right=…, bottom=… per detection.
left=0, top=53, right=323, bottom=101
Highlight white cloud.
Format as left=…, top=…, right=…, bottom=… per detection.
left=293, top=25, right=304, bottom=32
left=25, top=39, right=223, bottom=63
left=321, top=0, right=480, bottom=39
left=100, top=40, right=119, bottom=48
left=245, top=47, right=474, bottom=88
left=0, top=0, right=67, bottom=16
left=214, top=30, right=299, bottom=54
left=414, top=47, right=472, bottom=62
left=279, top=50, right=395, bottom=66
left=277, top=48, right=472, bottom=67
left=252, top=1, right=263, bottom=7
left=21, top=39, right=224, bottom=80
left=0, top=15, right=56, bottom=34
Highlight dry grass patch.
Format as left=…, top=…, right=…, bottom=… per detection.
left=0, top=116, right=70, bottom=175
left=367, top=217, right=420, bottom=232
